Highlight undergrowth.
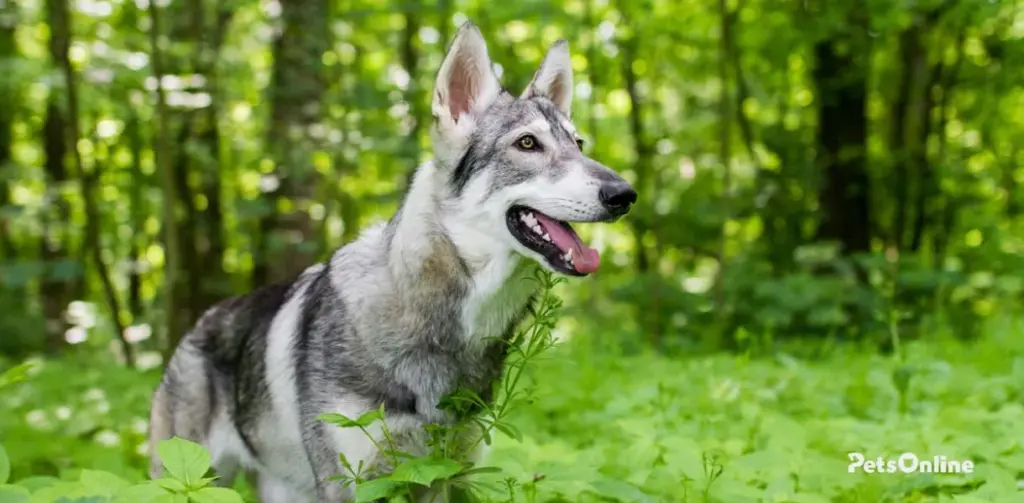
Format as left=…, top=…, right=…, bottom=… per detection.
left=2, top=283, right=1023, bottom=502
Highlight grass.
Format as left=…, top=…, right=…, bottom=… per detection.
left=3, top=316, right=1024, bottom=502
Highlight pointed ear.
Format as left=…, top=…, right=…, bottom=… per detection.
left=432, top=22, right=501, bottom=125
left=521, top=40, right=574, bottom=116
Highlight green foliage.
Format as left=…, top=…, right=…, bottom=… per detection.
left=0, top=440, right=246, bottom=503
left=4, top=312, right=1024, bottom=502
left=478, top=316, right=1024, bottom=503
left=0, top=444, right=10, bottom=485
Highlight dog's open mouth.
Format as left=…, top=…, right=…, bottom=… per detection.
left=506, top=205, right=600, bottom=276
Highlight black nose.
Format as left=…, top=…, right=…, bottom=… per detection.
left=599, top=181, right=637, bottom=213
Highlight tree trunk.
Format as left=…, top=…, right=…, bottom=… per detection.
left=147, top=0, right=187, bottom=356
left=619, top=17, right=651, bottom=274
left=889, top=26, right=917, bottom=250
left=339, top=31, right=364, bottom=245
left=126, top=113, right=146, bottom=320
left=908, top=59, right=942, bottom=253
left=188, top=1, right=233, bottom=313
left=617, top=0, right=662, bottom=344
left=0, top=1, right=18, bottom=263
left=1005, top=152, right=1020, bottom=218
left=714, top=0, right=733, bottom=312
left=50, top=0, right=135, bottom=366
left=401, top=8, right=423, bottom=167
left=164, top=0, right=234, bottom=324
left=812, top=3, right=872, bottom=256
left=438, top=0, right=452, bottom=45
left=253, top=0, right=329, bottom=286
left=931, top=33, right=964, bottom=269
left=395, top=6, right=424, bottom=195
left=172, top=122, right=201, bottom=326
left=40, top=0, right=81, bottom=351
left=895, top=7, right=947, bottom=253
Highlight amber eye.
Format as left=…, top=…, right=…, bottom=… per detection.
left=516, top=135, right=538, bottom=151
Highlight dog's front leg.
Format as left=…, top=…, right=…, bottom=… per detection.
left=301, top=419, right=356, bottom=503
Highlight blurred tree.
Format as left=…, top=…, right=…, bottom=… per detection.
left=253, top=0, right=330, bottom=286
left=0, top=0, right=16, bottom=263
left=147, top=0, right=187, bottom=353
left=0, top=0, right=1020, bottom=359
left=809, top=1, right=872, bottom=257
left=40, top=0, right=82, bottom=351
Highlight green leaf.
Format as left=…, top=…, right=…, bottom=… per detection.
left=156, top=438, right=211, bottom=488
left=318, top=408, right=384, bottom=429
left=952, top=496, right=991, bottom=503
left=188, top=487, right=244, bottom=503
left=0, top=444, right=9, bottom=485
left=791, top=494, right=831, bottom=503
left=443, top=484, right=478, bottom=503
left=354, top=478, right=402, bottom=502
left=390, top=457, right=463, bottom=487
left=78, top=471, right=130, bottom=496
left=153, top=494, right=189, bottom=503
left=0, top=485, right=31, bottom=503
left=661, top=439, right=706, bottom=483
left=892, top=364, right=914, bottom=395
left=15, top=478, right=59, bottom=493
left=492, top=422, right=522, bottom=443
left=155, top=478, right=187, bottom=493
left=113, top=482, right=168, bottom=503
left=456, top=466, right=502, bottom=477
left=0, top=363, right=33, bottom=390
left=587, top=479, right=653, bottom=503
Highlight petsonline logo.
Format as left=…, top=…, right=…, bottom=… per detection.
left=848, top=452, right=975, bottom=474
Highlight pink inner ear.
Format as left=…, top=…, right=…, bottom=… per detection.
left=549, top=73, right=569, bottom=106
left=449, top=65, right=473, bottom=121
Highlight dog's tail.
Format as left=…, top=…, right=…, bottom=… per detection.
left=148, top=383, right=172, bottom=479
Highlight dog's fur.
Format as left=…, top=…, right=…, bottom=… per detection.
left=149, top=22, right=635, bottom=502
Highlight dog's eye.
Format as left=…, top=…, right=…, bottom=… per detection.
left=516, top=135, right=538, bottom=151
left=575, top=138, right=585, bottom=150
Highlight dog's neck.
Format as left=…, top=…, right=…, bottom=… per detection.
left=384, top=159, right=539, bottom=344
left=387, top=160, right=515, bottom=285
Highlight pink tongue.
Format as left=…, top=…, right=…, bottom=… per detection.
left=533, top=213, right=600, bottom=273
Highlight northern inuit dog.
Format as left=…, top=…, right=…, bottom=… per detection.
left=149, top=21, right=636, bottom=502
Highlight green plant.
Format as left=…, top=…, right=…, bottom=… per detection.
left=0, top=364, right=245, bottom=503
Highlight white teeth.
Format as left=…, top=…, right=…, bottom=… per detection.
left=564, top=250, right=573, bottom=263
left=520, top=210, right=551, bottom=241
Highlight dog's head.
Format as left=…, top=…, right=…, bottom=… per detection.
left=430, top=22, right=636, bottom=277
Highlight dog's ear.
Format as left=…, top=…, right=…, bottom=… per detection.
left=521, top=40, right=573, bottom=117
left=432, top=22, right=501, bottom=126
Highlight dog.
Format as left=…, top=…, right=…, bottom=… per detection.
left=148, top=21, right=636, bottom=502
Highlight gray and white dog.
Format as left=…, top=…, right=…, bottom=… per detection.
left=149, top=22, right=636, bottom=503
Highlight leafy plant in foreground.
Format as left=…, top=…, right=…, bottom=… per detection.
left=0, top=364, right=245, bottom=503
